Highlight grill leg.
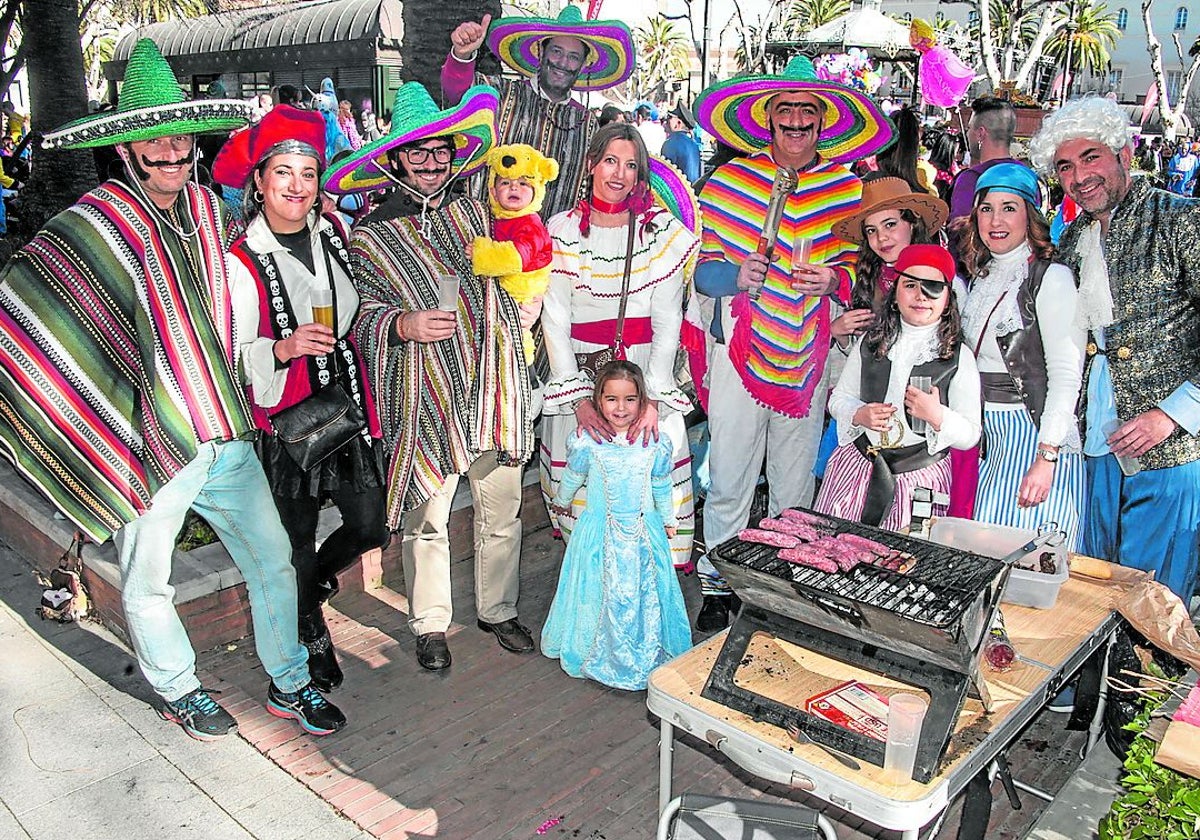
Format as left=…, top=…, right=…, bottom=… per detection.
left=658, top=716, right=675, bottom=816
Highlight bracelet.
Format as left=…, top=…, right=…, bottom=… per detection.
left=449, top=48, right=477, bottom=63
left=1036, top=445, right=1059, bottom=463
left=396, top=312, right=408, bottom=341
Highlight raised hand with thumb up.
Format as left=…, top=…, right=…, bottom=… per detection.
left=450, top=14, right=492, bottom=60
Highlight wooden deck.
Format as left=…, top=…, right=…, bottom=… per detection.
left=198, top=506, right=1096, bottom=840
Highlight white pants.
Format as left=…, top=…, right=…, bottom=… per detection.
left=698, top=346, right=829, bottom=584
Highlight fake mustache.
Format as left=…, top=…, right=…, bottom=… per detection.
left=139, top=151, right=195, bottom=169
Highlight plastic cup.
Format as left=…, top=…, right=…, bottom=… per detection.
left=884, top=693, right=928, bottom=782
left=437, top=274, right=460, bottom=312
left=310, top=287, right=334, bottom=329
left=794, top=237, right=813, bottom=265
left=1102, top=418, right=1141, bottom=476
left=908, top=376, right=933, bottom=434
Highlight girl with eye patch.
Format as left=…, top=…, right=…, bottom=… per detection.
left=958, top=163, right=1086, bottom=548
left=813, top=244, right=981, bottom=531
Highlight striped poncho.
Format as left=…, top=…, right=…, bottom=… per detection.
left=351, top=197, right=533, bottom=528
left=0, top=179, right=254, bottom=543
left=697, top=152, right=861, bottom=418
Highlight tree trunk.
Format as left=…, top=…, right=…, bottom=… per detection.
left=1143, top=0, right=1179, bottom=140
left=404, top=0, right=503, bottom=103
left=7, top=0, right=95, bottom=253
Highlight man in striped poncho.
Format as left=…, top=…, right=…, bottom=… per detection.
left=0, top=40, right=344, bottom=740
left=688, top=57, right=895, bottom=631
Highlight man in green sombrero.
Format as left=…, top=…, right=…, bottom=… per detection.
left=689, top=56, right=895, bottom=631
left=325, top=82, right=537, bottom=671
left=0, top=39, right=346, bottom=739
left=442, top=5, right=635, bottom=219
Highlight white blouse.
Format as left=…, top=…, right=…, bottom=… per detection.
left=829, top=321, right=981, bottom=454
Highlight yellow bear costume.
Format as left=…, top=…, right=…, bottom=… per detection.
left=473, top=144, right=559, bottom=361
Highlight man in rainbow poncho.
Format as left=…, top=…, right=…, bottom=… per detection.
left=689, top=57, right=895, bottom=631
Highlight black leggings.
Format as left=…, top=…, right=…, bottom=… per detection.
left=275, top=482, right=389, bottom=614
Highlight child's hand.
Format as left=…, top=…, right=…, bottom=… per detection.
left=665, top=526, right=677, bottom=538
left=904, top=385, right=944, bottom=431
left=830, top=308, right=874, bottom=342
left=550, top=502, right=571, bottom=517
left=852, top=402, right=895, bottom=432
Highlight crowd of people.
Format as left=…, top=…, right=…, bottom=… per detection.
left=0, top=3, right=1197, bottom=747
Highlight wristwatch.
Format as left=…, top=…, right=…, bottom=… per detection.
left=1036, top=446, right=1060, bottom=463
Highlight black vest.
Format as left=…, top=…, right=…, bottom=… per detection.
left=984, top=259, right=1057, bottom=429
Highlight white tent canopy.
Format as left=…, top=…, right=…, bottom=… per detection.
left=794, top=0, right=916, bottom=60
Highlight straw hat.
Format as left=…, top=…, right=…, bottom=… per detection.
left=693, top=56, right=894, bottom=164
left=487, top=5, right=634, bottom=93
left=42, top=39, right=252, bottom=150
left=832, top=176, right=948, bottom=244
left=211, top=106, right=327, bottom=189
left=322, top=83, right=498, bottom=195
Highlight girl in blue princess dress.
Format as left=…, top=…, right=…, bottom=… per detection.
left=541, top=361, right=692, bottom=690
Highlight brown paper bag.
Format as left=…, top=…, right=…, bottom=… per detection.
left=1115, top=580, right=1200, bottom=675
left=1155, top=719, right=1200, bottom=780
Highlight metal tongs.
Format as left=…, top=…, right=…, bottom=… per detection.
left=751, top=166, right=799, bottom=299
left=998, top=522, right=1066, bottom=569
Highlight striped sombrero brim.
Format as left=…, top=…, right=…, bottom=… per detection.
left=487, top=17, right=634, bottom=92
left=322, top=87, right=498, bottom=194
left=42, top=100, right=253, bottom=150
left=649, top=155, right=701, bottom=236
left=695, top=77, right=895, bottom=164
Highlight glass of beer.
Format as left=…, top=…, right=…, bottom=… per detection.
left=311, top=288, right=334, bottom=329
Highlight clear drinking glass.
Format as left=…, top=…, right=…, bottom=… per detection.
left=908, top=375, right=933, bottom=434
left=310, top=287, right=334, bottom=329
left=1102, top=418, right=1141, bottom=476
left=437, top=274, right=460, bottom=312
left=884, top=693, right=928, bottom=782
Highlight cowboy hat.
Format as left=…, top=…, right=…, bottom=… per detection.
left=693, top=55, right=894, bottom=164
left=487, top=5, right=634, bottom=93
left=832, top=176, right=948, bottom=244
left=42, top=39, right=252, bottom=150
left=211, top=106, right=327, bottom=189
left=321, top=83, right=498, bottom=195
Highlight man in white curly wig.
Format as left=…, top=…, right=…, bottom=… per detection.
left=1029, top=95, right=1200, bottom=602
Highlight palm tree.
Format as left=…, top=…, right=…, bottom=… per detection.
left=778, top=0, right=851, bottom=37
left=1044, top=0, right=1120, bottom=80
left=634, top=15, right=690, bottom=101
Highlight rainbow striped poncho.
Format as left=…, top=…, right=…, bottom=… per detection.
left=697, top=152, right=861, bottom=418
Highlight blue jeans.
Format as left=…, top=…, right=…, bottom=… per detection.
left=1083, top=454, right=1200, bottom=601
left=115, top=440, right=309, bottom=701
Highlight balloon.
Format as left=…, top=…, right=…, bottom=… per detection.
left=920, top=45, right=975, bottom=108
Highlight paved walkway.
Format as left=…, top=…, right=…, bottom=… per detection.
left=0, top=541, right=363, bottom=840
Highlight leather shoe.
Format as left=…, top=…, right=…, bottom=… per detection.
left=696, top=593, right=740, bottom=633
left=415, top=632, right=451, bottom=671
left=477, top=618, right=535, bottom=653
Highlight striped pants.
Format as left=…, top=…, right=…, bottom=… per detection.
left=974, top=407, right=1086, bottom=551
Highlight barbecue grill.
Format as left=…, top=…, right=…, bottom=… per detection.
left=703, top=507, right=1009, bottom=783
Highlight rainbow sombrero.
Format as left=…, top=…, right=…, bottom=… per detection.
left=322, top=83, right=498, bottom=194
left=694, top=56, right=895, bottom=164
left=487, top=5, right=634, bottom=93
left=648, top=155, right=700, bottom=236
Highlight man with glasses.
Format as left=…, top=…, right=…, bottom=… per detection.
left=324, top=83, right=536, bottom=671
left=0, top=40, right=345, bottom=740
left=442, top=6, right=635, bottom=220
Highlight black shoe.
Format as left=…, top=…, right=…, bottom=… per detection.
left=159, top=688, right=237, bottom=741
left=696, top=594, right=739, bottom=633
left=477, top=618, right=535, bottom=653
left=416, top=631, right=452, bottom=671
left=300, top=610, right=343, bottom=693
left=266, top=682, right=346, bottom=735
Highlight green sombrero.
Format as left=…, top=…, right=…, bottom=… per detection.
left=42, top=39, right=252, bottom=150
left=694, top=56, right=895, bottom=164
left=487, top=5, right=634, bottom=93
left=322, top=83, right=498, bottom=195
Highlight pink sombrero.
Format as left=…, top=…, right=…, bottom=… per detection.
left=322, top=83, right=498, bottom=194
left=487, top=5, right=634, bottom=93
left=694, top=55, right=895, bottom=164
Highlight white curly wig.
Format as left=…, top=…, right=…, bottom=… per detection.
left=1028, top=95, right=1131, bottom=175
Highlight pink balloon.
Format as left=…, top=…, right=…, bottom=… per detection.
left=920, top=46, right=975, bottom=108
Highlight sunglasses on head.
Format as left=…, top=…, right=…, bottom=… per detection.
left=896, top=270, right=950, bottom=300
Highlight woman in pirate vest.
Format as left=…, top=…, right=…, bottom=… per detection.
left=814, top=244, right=981, bottom=530
left=215, top=106, right=388, bottom=693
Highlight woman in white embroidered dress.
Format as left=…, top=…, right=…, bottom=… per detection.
left=540, top=123, right=699, bottom=567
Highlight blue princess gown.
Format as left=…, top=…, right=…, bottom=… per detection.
left=541, top=433, right=693, bottom=690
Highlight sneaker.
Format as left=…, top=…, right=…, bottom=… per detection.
left=158, top=688, right=237, bottom=741
left=266, top=682, right=346, bottom=735
left=1048, top=683, right=1076, bottom=714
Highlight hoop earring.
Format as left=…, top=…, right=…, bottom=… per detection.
left=253, top=189, right=264, bottom=203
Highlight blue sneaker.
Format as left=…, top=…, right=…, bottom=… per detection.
left=159, top=688, right=237, bottom=741
left=1048, top=683, right=1076, bottom=713
left=266, top=682, right=346, bottom=735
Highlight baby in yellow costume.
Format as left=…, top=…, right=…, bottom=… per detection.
left=472, top=144, right=559, bottom=361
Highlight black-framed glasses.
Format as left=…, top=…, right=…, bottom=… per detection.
left=402, top=146, right=454, bottom=164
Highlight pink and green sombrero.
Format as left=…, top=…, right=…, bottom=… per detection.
left=487, top=5, right=634, bottom=93
left=322, top=83, right=498, bottom=194
left=42, top=38, right=252, bottom=150
left=649, top=155, right=700, bottom=236
left=694, top=56, right=895, bottom=164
